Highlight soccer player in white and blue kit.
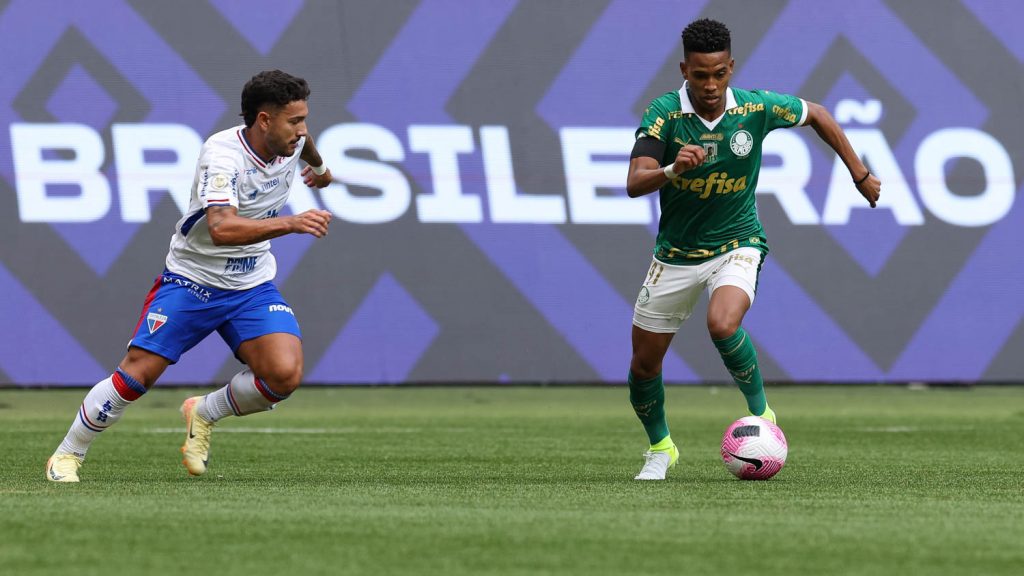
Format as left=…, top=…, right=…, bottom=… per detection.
left=46, top=70, right=335, bottom=482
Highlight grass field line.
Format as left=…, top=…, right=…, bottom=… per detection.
left=140, top=425, right=453, bottom=434
left=856, top=425, right=978, bottom=432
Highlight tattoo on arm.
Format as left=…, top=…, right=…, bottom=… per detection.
left=205, top=205, right=237, bottom=231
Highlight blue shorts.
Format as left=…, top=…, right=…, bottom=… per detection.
left=128, top=271, right=301, bottom=364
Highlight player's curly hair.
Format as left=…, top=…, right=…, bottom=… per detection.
left=681, top=18, right=731, bottom=56
left=240, top=70, right=311, bottom=127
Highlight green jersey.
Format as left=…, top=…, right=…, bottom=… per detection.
left=636, top=84, right=806, bottom=265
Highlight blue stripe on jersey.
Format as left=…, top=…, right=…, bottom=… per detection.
left=238, top=128, right=273, bottom=166
left=180, top=210, right=205, bottom=237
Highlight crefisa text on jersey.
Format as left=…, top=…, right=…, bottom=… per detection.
left=9, top=100, right=1014, bottom=229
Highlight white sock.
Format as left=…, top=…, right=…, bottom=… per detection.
left=198, top=367, right=289, bottom=422
left=56, top=369, right=147, bottom=458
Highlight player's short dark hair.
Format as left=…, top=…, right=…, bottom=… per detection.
left=240, top=70, right=311, bottom=127
left=682, top=18, right=731, bottom=56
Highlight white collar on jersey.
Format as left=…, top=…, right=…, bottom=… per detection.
left=678, top=81, right=737, bottom=131
left=237, top=127, right=277, bottom=168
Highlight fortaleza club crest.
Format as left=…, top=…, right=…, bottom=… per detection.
left=147, top=312, right=167, bottom=334
left=730, top=130, right=753, bottom=158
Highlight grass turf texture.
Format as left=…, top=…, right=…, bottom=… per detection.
left=1, top=386, right=1022, bottom=576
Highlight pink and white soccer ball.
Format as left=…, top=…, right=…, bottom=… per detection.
left=721, top=416, right=788, bottom=480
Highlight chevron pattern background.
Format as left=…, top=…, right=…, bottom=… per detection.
left=1, top=0, right=1021, bottom=385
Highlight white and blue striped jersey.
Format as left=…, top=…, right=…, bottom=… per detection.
left=165, top=126, right=305, bottom=290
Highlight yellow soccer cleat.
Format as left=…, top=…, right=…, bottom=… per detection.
left=634, top=437, right=680, bottom=480
left=752, top=405, right=777, bottom=424
left=46, top=453, right=83, bottom=483
left=180, top=396, right=215, bottom=476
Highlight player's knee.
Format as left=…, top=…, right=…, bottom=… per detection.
left=707, top=316, right=740, bottom=341
left=258, top=360, right=303, bottom=396
left=630, top=353, right=662, bottom=381
left=119, top=348, right=169, bottom=389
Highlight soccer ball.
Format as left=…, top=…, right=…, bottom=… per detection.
left=721, top=416, right=788, bottom=480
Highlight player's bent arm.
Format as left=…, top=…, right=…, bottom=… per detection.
left=299, top=134, right=332, bottom=188
left=206, top=205, right=332, bottom=246
left=627, top=156, right=669, bottom=198
left=300, top=134, right=323, bottom=168
left=805, top=101, right=881, bottom=207
left=805, top=102, right=866, bottom=180
left=626, top=142, right=705, bottom=198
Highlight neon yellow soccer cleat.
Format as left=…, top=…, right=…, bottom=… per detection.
left=752, top=405, right=777, bottom=424
left=180, top=396, right=215, bottom=476
left=46, top=453, right=83, bottom=483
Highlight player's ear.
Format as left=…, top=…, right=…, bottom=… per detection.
left=679, top=61, right=687, bottom=79
left=257, top=110, right=271, bottom=130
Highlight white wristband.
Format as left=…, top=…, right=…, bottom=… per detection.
left=663, top=164, right=678, bottom=180
left=311, top=163, right=327, bottom=176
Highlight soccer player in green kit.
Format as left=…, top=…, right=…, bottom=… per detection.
left=627, top=18, right=881, bottom=480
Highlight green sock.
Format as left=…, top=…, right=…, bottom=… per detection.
left=628, top=371, right=670, bottom=445
left=712, top=328, right=767, bottom=416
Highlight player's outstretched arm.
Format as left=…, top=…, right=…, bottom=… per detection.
left=805, top=101, right=881, bottom=208
left=626, top=143, right=706, bottom=198
left=299, top=134, right=332, bottom=188
left=206, top=205, right=333, bottom=246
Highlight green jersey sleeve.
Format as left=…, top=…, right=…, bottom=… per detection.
left=753, top=90, right=807, bottom=132
left=635, top=94, right=675, bottom=143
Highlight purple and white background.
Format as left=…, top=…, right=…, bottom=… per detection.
left=1, top=0, right=1021, bottom=386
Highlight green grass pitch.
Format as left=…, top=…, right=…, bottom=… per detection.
left=1, top=386, right=1022, bottom=575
